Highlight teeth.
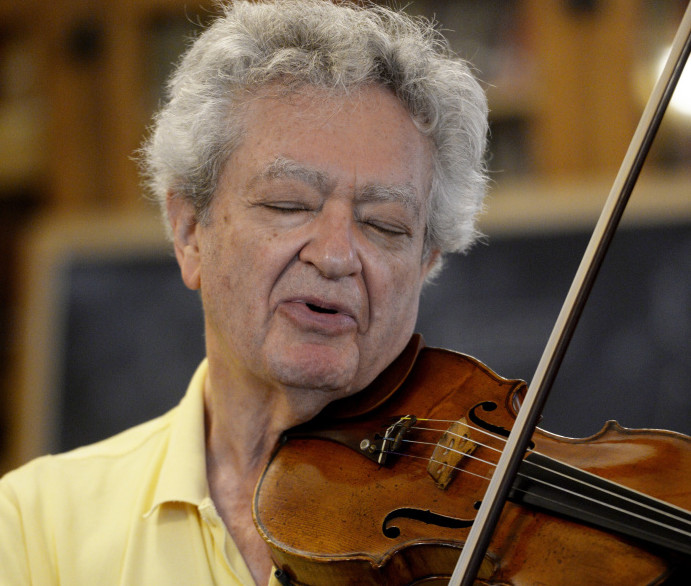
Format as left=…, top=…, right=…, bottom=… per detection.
left=306, top=303, right=337, bottom=314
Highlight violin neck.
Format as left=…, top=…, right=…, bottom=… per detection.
left=510, top=452, right=691, bottom=557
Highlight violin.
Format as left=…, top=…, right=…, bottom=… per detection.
left=253, top=335, right=691, bottom=584
left=254, top=6, right=691, bottom=585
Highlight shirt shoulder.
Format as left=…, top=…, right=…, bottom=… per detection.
left=0, top=360, right=253, bottom=586
left=2, top=407, right=175, bottom=492
left=0, top=410, right=177, bottom=585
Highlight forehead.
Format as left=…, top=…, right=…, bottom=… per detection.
left=227, top=84, right=434, bottom=203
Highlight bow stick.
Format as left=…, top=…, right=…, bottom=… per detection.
left=451, top=4, right=691, bottom=584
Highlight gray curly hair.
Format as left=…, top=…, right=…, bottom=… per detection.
left=141, top=0, right=489, bottom=269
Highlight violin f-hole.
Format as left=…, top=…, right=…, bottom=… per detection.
left=382, top=508, right=474, bottom=539
left=469, top=401, right=535, bottom=451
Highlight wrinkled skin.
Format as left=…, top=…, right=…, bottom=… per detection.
left=167, top=84, right=439, bottom=584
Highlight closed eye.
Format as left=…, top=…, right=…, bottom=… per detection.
left=262, top=202, right=314, bottom=212
left=361, top=219, right=410, bottom=237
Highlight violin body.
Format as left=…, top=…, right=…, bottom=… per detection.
left=253, top=344, right=691, bottom=585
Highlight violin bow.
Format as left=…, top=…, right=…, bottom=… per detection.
left=450, top=4, right=691, bottom=585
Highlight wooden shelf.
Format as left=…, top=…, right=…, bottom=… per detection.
left=0, top=0, right=688, bottom=473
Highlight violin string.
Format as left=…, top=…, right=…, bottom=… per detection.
left=402, top=436, right=503, bottom=471
left=416, top=417, right=515, bottom=451
left=385, top=442, right=691, bottom=537
left=410, top=420, right=685, bottom=520
left=403, top=424, right=691, bottom=525
left=409, top=424, right=505, bottom=456
left=517, top=453, right=691, bottom=524
left=411, top=417, right=686, bottom=522
left=384, top=424, right=691, bottom=532
left=387, top=449, right=493, bottom=482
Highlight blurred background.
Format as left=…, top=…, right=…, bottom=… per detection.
left=0, top=0, right=689, bottom=475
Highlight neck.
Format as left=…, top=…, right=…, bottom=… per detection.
left=204, top=363, right=341, bottom=473
left=202, top=355, right=345, bottom=585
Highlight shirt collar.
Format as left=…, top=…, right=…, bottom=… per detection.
left=143, top=335, right=424, bottom=518
left=145, top=359, right=210, bottom=516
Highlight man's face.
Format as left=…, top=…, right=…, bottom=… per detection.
left=173, top=85, right=438, bottom=401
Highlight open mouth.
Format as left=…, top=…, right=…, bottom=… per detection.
left=281, top=299, right=356, bottom=333
left=306, top=303, right=338, bottom=315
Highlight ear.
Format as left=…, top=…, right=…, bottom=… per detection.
left=421, top=248, right=442, bottom=281
left=167, top=192, right=202, bottom=291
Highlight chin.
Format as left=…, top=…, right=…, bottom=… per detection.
left=267, top=343, right=360, bottom=394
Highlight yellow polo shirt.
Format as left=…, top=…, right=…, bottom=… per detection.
left=0, top=360, right=281, bottom=585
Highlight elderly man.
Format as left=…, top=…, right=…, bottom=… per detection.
left=0, top=1, right=488, bottom=584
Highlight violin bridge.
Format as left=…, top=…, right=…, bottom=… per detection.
left=427, top=417, right=476, bottom=490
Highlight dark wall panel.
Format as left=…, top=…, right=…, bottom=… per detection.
left=55, top=223, right=689, bottom=451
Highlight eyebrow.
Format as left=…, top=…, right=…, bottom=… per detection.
left=252, top=157, right=333, bottom=194
left=252, top=156, right=422, bottom=219
left=356, top=183, right=422, bottom=221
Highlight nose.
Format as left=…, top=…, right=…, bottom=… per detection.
left=299, top=202, right=363, bottom=279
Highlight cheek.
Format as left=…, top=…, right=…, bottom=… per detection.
left=201, top=227, right=289, bottom=317
left=355, top=261, right=424, bottom=384
left=371, top=260, right=425, bottom=327
left=198, top=232, right=255, bottom=321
